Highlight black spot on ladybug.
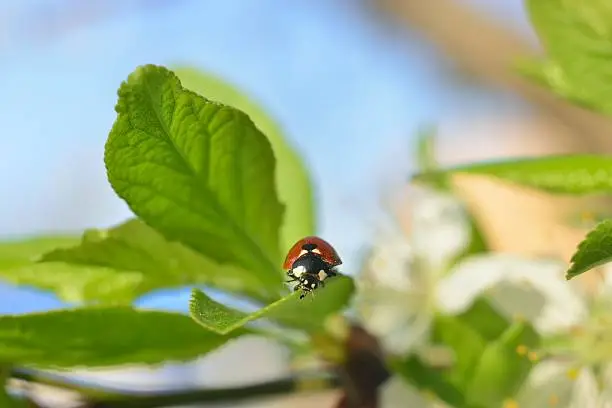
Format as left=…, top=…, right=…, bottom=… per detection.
left=302, top=242, right=317, bottom=251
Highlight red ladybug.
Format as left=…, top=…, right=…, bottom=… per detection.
left=284, top=236, right=342, bottom=299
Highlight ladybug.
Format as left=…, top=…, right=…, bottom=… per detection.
left=284, top=236, right=342, bottom=299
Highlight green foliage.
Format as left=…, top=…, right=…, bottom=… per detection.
left=0, top=307, right=235, bottom=368
left=566, top=219, right=612, bottom=279
left=523, top=0, right=612, bottom=115
left=393, top=356, right=473, bottom=408
left=0, top=236, right=144, bottom=304
left=465, top=322, right=539, bottom=407
left=41, top=219, right=272, bottom=302
left=414, top=155, right=612, bottom=195
left=0, top=236, right=78, bottom=269
left=0, top=262, right=142, bottom=304
left=413, top=126, right=488, bottom=260
left=397, top=299, right=539, bottom=407
left=174, top=67, right=316, bottom=254
left=105, top=64, right=285, bottom=297
left=190, top=275, right=355, bottom=334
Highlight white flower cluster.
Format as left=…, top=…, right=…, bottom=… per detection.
left=354, top=187, right=612, bottom=407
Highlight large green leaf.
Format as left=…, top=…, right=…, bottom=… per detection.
left=0, top=263, right=142, bottom=304
left=566, top=219, right=612, bottom=280
left=0, top=235, right=144, bottom=304
left=0, top=307, right=236, bottom=368
left=41, top=219, right=274, bottom=301
left=414, top=155, right=612, bottom=195
left=190, top=275, right=355, bottom=334
left=465, top=322, right=539, bottom=407
left=0, top=236, right=78, bottom=270
left=524, top=0, right=612, bottom=115
left=174, top=67, right=316, bottom=254
left=105, top=65, right=285, bottom=295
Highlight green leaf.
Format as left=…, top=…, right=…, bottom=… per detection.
left=41, top=219, right=274, bottom=301
left=174, top=67, right=316, bottom=254
left=0, top=307, right=236, bottom=368
left=411, top=125, right=489, bottom=260
left=0, top=263, right=142, bottom=304
left=525, top=0, right=612, bottom=115
left=566, top=219, right=612, bottom=280
left=414, top=155, right=612, bottom=195
left=465, top=321, right=539, bottom=407
left=431, top=315, right=487, bottom=390
left=430, top=298, right=510, bottom=393
left=391, top=356, right=475, bottom=408
left=414, top=124, right=449, bottom=191
left=397, top=299, right=530, bottom=407
left=0, top=235, right=144, bottom=304
left=105, top=64, right=285, bottom=294
left=190, top=275, right=355, bottom=334
left=456, top=297, right=508, bottom=342
left=0, top=236, right=78, bottom=270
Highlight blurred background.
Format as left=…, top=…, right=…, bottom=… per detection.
left=2, top=0, right=612, bottom=406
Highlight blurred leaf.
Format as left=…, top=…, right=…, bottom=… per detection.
left=0, top=263, right=142, bottom=304
left=414, top=124, right=448, bottom=191
left=0, top=235, right=144, bottom=304
left=432, top=315, right=487, bottom=389
left=0, top=389, right=27, bottom=408
left=392, top=356, right=477, bottom=408
left=105, top=64, right=285, bottom=295
left=190, top=275, right=355, bottom=334
left=431, top=298, right=510, bottom=392
left=465, top=321, right=540, bottom=407
left=41, top=219, right=274, bottom=302
left=525, top=0, right=612, bottom=115
left=412, top=126, right=488, bottom=260
left=414, top=155, right=612, bottom=195
left=566, top=219, right=612, bottom=280
left=174, top=67, right=316, bottom=255
left=398, top=299, right=530, bottom=407
left=0, top=307, right=236, bottom=368
left=0, top=236, right=78, bottom=270
left=457, top=297, right=508, bottom=342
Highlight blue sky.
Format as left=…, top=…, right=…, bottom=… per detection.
left=0, top=0, right=531, bottom=314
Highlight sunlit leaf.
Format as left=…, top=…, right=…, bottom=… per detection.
left=465, top=322, right=539, bottom=407
left=566, top=219, right=612, bottom=280
left=105, top=64, right=285, bottom=295
left=175, top=67, right=316, bottom=254
left=0, top=235, right=142, bottom=304
left=0, top=307, right=237, bottom=368
left=41, top=219, right=274, bottom=302
left=414, top=155, right=612, bottom=195
left=0, top=236, right=78, bottom=270
left=525, top=0, right=612, bottom=115
left=190, top=275, right=355, bottom=334
left=0, top=263, right=142, bottom=304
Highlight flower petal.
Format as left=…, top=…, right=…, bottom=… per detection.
left=515, top=360, right=576, bottom=408
left=437, top=254, right=587, bottom=334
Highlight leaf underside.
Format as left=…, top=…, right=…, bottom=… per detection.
left=190, top=275, right=355, bottom=334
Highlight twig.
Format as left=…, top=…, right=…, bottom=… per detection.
left=82, top=374, right=340, bottom=408
left=11, top=367, right=340, bottom=408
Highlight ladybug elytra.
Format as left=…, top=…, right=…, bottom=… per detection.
left=284, top=236, right=342, bottom=299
